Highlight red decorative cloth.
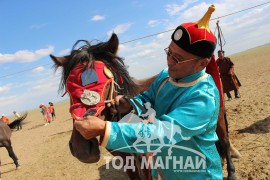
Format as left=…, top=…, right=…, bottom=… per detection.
left=66, top=61, right=112, bottom=120
left=206, top=55, right=225, bottom=107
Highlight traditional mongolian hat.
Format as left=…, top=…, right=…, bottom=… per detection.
left=172, top=5, right=225, bottom=107
left=171, top=5, right=216, bottom=58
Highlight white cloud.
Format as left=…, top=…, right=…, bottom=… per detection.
left=128, top=49, right=154, bottom=60
left=118, top=34, right=171, bottom=79
left=0, top=72, right=63, bottom=114
left=166, top=0, right=198, bottom=16
left=0, top=96, right=17, bottom=108
left=32, top=66, right=45, bottom=72
left=91, top=15, right=105, bottom=21
left=148, top=20, right=161, bottom=27
left=13, top=81, right=33, bottom=88
left=29, top=73, right=60, bottom=92
left=0, top=46, right=54, bottom=63
left=0, top=85, right=10, bottom=94
left=107, top=23, right=133, bottom=36
left=166, top=3, right=188, bottom=16
left=58, top=49, right=70, bottom=55
left=179, top=2, right=210, bottom=21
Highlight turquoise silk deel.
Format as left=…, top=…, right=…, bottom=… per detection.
left=103, top=68, right=223, bottom=180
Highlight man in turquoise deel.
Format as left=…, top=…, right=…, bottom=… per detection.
left=75, top=4, right=223, bottom=180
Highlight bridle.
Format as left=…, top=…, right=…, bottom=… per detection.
left=65, top=61, right=121, bottom=121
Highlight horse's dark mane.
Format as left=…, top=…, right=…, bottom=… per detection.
left=54, top=33, right=139, bottom=96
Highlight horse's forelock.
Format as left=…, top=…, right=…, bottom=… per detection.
left=55, top=33, right=138, bottom=95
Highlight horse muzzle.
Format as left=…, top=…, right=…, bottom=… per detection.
left=69, top=128, right=100, bottom=163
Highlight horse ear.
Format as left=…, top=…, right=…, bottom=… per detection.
left=50, top=54, right=69, bottom=66
left=108, top=33, right=119, bottom=55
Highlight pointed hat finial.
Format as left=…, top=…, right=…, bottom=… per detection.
left=196, top=5, right=215, bottom=32
left=171, top=5, right=216, bottom=58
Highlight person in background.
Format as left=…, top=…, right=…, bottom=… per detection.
left=48, top=102, right=57, bottom=121
left=1, top=114, right=10, bottom=125
left=13, top=111, right=20, bottom=119
left=13, top=111, right=22, bottom=130
left=39, top=104, right=51, bottom=126
left=216, top=50, right=241, bottom=101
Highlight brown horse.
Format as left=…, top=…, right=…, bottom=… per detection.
left=0, top=113, right=27, bottom=178
left=216, top=107, right=241, bottom=180
left=50, top=33, right=151, bottom=179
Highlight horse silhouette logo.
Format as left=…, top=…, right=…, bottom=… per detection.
left=119, top=102, right=190, bottom=155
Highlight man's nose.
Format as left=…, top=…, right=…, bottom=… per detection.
left=167, top=55, right=175, bottom=66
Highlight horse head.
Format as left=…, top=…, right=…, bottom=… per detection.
left=50, top=33, right=138, bottom=163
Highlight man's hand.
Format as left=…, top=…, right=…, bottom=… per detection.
left=229, top=67, right=234, bottom=75
left=74, top=116, right=106, bottom=140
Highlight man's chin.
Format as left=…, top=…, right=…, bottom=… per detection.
left=168, top=68, right=176, bottom=76
left=168, top=72, right=177, bottom=79
left=169, top=71, right=183, bottom=80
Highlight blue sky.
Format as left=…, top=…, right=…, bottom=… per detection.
left=1, top=0, right=270, bottom=115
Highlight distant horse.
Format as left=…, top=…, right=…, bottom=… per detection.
left=0, top=113, right=27, bottom=178
left=50, top=33, right=151, bottom=179
left=8, top=112, right=28, bottom=130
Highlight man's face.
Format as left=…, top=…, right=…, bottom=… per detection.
left=218, top=51, right=224, bottom=59
left=166, top=42, right=202, bottom=79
